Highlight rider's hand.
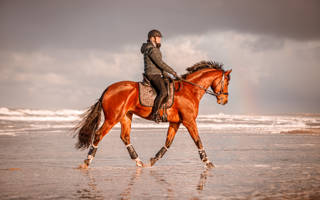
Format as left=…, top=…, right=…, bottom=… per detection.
left=163, top=72, right=169, bottom=79
left=175, top=74, right=182, bottom=80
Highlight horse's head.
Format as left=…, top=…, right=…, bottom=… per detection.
left=182, top=61, right=232, bottom=105
left=211, top=69, right=232, bottom=105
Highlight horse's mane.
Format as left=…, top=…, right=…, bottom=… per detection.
left=181, top=60, right=224, bottom=79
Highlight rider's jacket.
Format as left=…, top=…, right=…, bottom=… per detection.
left=141, top=42, right=176, bottom=78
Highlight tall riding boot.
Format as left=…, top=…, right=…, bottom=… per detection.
left=150, top=105, right=161, bottom=123
left=148, top=74, right=167, bottom=123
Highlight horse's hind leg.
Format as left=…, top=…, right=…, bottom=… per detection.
left=82, top=120, right=116, bottom=168
left=120, top=112, right=144, bottom=167
left=150, top=122, right=180, bottom=166
left=183, top=120, right=214, bottom=168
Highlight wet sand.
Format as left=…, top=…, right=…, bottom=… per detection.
left=1, top=128, right=320, bottom=199
left=281, top=128, right=320, bottom=135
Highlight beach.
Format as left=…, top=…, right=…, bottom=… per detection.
left=1, top=108, right=320, bottom=199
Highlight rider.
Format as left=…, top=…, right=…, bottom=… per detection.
left=140, top=29, right=181, bottom=123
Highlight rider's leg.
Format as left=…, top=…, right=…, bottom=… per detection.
left=149, top=74, right=168, bottom=122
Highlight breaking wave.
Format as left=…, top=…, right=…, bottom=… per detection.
left=0, top=107, right=319, bottom=136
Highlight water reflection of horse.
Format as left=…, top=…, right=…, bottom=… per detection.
left=74, top=61, right=232, bottom=168
left=121, top=168, right=211, bottom=200
left=78, top=167, right=211, bottom=199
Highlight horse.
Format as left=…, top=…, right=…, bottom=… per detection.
left=74, top=61, right=232, bottom=169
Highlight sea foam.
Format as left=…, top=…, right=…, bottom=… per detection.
left=0, top=107, right=319, bottom=136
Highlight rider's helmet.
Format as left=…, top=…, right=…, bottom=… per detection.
left=148, top=29, right=162, bottom=39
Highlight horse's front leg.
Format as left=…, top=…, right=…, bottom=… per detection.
left=120, top=113, right=144, bottom=167
left=150, top=122, right=180, bottom=166
left=183, top=120, right=214, bottom=168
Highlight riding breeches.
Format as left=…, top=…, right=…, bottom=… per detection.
left=148, top=74, right=168, bottom=113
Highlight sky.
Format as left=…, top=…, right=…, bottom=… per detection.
left=0, top=0, right=319, bottom=114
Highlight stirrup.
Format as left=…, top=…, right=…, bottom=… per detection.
left=151, top=112, right=161, bottom=123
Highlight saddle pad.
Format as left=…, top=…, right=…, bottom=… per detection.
left=138, top=82, right=174, bottom=108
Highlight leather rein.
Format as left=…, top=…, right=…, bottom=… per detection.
left=179, top=72, right=228, bottom=97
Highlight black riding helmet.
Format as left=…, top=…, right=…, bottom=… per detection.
left=148, top=29, right=162, bottom=39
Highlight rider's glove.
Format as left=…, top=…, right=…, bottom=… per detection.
left=173, top=72, right=182, bottom=80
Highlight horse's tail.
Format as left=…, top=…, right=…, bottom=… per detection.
left=74, top=100, right=102, bottom=150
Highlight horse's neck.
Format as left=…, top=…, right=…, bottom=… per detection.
left=187, top=69, right=220, bottom=87
left=186, top=69, right=221, bottom=99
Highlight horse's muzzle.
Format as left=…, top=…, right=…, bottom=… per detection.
left=217, top=96, right=228, bottom=105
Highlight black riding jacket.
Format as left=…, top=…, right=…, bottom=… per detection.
left=141, top=42, right=176, bottom=77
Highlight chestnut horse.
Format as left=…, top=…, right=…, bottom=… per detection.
left=75, top=61, right=232, bottom=168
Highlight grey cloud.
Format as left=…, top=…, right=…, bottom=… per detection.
left=1, top=0, right=319, bottom=51
left=240, top=35, right=285, bottom=52
left=0, top=48, right=144, bottom=109
left=1, top=0, right=320, bottom=114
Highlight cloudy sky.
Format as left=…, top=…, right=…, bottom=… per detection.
left=1, top=0, right=319, bottom=114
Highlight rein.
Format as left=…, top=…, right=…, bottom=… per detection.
left=180, top=73, right=228, bottom=97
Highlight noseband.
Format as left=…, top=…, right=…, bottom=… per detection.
left=181, top=72, right=228, bottom=97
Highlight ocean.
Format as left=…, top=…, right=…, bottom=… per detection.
left=1, top=107, right=320, bottom=136
left=1, top=107, right=320, bottom=199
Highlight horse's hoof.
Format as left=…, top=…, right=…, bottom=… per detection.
left=136, top=160, right=144, bottom=167
left=206, top=162, right=215, bottom=169
left=78, top=163, right=89, bottom=169
left=150, top=157, right=157, bottom=166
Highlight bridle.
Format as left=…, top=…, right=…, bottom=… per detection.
left=180, top=72, right=228, bottom=97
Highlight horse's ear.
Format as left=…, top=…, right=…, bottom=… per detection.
left=225, top=69, right=232, bottom=76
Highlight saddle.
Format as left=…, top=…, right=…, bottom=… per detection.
left=138, top=74, right=175, bottom=121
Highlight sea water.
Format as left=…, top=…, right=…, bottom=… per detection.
left=1, top=107, right=320, bottom=136
left=0, top=107, right=319, bottom=199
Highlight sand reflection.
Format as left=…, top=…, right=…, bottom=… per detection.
left=76, top=167, right=211, bottom=200
left=120, top=167, right=211, bottom=200
left=76, top=169, right=104, bottom=200
left=120, top=167, right=143, bottom=200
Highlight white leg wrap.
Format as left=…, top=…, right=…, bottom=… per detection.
left=135, top=157, right=143, bottom=167
left=126, top=144, right=132, bottom=148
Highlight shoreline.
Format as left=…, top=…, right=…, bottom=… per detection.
left=281, top=128, right=320, bottom=135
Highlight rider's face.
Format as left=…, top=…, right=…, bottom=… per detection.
left=155, top=36, right=161, bottom=44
